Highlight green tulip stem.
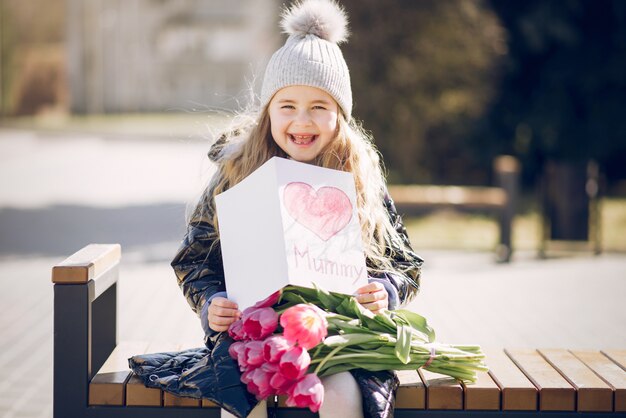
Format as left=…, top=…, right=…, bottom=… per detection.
left=313, top=345, right=345, bottom=375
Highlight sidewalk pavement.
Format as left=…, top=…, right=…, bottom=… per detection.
left=0, top=127, right=214, bottom=209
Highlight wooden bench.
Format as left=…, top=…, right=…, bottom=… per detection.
left=389, top=155, right=520, bottom=262
left=53, top=244, right=626, bottom=417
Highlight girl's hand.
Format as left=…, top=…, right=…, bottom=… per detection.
left=208, top=297, right=242, bottom=332
left=355, top=282, right=388, bottom=314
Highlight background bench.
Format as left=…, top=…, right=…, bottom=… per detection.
left=389, top=155, right=520, bottom=263
left=53, top=244, right=626, bottom=417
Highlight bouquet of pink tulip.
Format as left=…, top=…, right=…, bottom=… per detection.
left=227, top=285, right=487, bottom=412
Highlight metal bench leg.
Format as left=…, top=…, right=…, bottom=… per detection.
left=54, top=282, right=93, bottom=417
left=54, top=280, right=117, bottom=418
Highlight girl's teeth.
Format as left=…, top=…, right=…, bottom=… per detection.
left=291, top=135, right=314, bottom=144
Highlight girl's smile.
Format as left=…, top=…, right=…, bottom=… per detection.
left=268, top=85, right=339, bottom=163
left=289, top=133, right=317, bottom=146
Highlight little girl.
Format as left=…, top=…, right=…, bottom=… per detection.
left=171, top=1, right=423, bottom=417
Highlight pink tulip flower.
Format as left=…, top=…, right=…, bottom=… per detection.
left=228, top=341, right=248, bottom=371
left=243, top=340, right=265, bottom=367
left=246, top=363, right=278, bottom=400
left=245, top=368, right=262, bottom=397
left=279, top=346, right=311, bottom=380
left=252, top=290, right=282, bottom=308
left=269, top=369, right=295, bottom=393
left=242, top=307, right=279, bottom=340
left=228, top=341, right=244, bottom=360
left=286, top=374, right=324, bottom=412
left=241, top=368, right=254, bottom=384
left=228, top=319, right=246, bottom=341
left=263, top=335, right=293, bottom=363
left=280, top=304, right=328, bottom=349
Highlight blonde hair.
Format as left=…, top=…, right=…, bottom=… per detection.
left=198, top=106, right=412, bottom=274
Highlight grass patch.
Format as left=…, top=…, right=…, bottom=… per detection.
left=601, top=198, right=626, bottom=252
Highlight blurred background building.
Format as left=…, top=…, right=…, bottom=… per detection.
left=0, top=0, right=279, bottom=115
left=65, top=0, right=278, bottom=113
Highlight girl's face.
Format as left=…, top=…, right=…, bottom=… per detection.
left=268, top=85, right=339, bottom=163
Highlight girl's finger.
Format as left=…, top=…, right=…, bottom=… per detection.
left=356, top=293, right=373, bottom=304
left=210, top=316, right=238, bottom=326
left=362, top=300, right=388, bottom=312
left=372, top=289, right=387, bottom=301
left=212, top=297, right=239, bottom=309
left=356, top=282, right=383, bottom=294
left=210, top=305, right=240, bottom=317
left=357, top=289, right=387, bottom=304
left=210, top=323, right=229, bottom=332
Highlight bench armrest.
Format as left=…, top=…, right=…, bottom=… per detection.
left=53, top=244, right=121, bottom=417
left=52, top=243, right=121, bottom=300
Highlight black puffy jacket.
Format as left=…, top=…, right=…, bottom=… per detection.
left=130, top=157, right=423, bottom=418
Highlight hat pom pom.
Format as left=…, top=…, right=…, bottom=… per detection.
left=280, top=0, right=349, bottom=44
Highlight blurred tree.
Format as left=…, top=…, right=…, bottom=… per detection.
left=0, top=0, right=66, bottom=115
left=341, top=0, right=506, bottom=184
left=483, top=0, right=626, bottom=189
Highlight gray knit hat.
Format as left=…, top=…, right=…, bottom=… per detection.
left=260, top=0, right=353, bottom=118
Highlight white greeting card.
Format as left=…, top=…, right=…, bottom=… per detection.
left=215, top=157, right=368, bottom=309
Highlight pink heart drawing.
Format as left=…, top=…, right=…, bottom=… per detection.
left=283, top=182, right=353, bottom=241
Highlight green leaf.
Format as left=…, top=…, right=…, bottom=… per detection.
left=322, top=333, right=379, bottom=347
left=335, top=296, right=362, bottom=318
left=315, top=363, right=356, bottom=376
left=393, top=309, right=436, bottom=342
left=312, top=283, right=342, bottom=311
left=395, top=324, right=412, bottom=364
left=338, top=297, right=394, bottom=334
left=374, top=309, right=397, bottom=330
left=283, top=285, right=318, bottom=301
left=279, top=292, right=308, bottom=305
left=326, top=317, right=372, bottom=334
left=371, top=310, right=399, bottom=333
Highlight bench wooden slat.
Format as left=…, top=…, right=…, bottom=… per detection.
left=202, top=398, right=219, bottom=408
left=277, top=395, right=290, bottom=408
left=572, top=349, right=626, bottom=412
left=505, top=348, right=575, bottom=411
left=395, top=369, right=426, bottom=409
left=52, top=243, right=121, bottom=283
left=126, top=341, right=180, bottom=407
left=539, top=348, right=613, bottom=412
left=482, top=347, right=537, bottom=410
left=125, top=374, right=162, bottom=406
left=388, top=185, right=507, bottom=208
left=89, top=341, right=148, bottom=406
left=462, top=368, right=500, bottom=410
left=603, top=349, right=626, bottom=371
left=418, top=368, right=463, bottom=410
left=163, top=392, right=202, bottom=407
left=161, top=342, right=203, bottom=408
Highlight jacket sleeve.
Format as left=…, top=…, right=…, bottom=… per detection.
left=171, top=197, right=227, bottom=337
left=368, top=192, right=423, bottom=309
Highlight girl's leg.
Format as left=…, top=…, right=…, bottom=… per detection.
left=221, top=400, right=267, bottom=418
left=319, top=372, right=363, bottom=418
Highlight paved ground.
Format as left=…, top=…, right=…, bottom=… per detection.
left=1, top=127, right=625, bottom=417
